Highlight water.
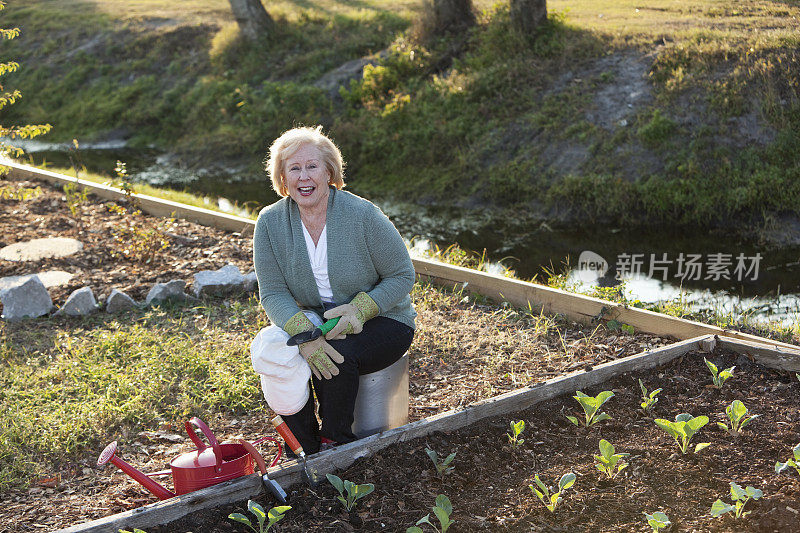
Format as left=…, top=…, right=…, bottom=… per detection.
left=21, top=144, right=800, bottom=326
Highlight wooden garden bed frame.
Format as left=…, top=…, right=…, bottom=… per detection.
left=8, top=163, right=797, bottom=532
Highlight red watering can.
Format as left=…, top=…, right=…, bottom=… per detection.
left=97, top=417, right=273, bottom=500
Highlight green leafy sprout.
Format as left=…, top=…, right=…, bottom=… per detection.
left=228, top=500, right=291, bottom=533
left=406, top=494, right=453, bottom=533
left=775, top=442, right=800, bottom=477
left=594, top=439, right=629, bottom=479
left=326, top=474, right=375, bottom=512
left=639, top=379, right=662, bottom=413
left=507, top=420, right=525, bottom=447
left=643, top=511, right=671, bottom=532
left=716, top=400, right=759, bottom=437
left=426, top=447, right=456, bottom=478
left=654, top=413, right=710, bottom=454
left=566, top=390, right=614, bottom=427
left=530, top=473, right=576, bottom=512
left=705, top=357, right=735, bottom=388
left=711, top=482, right=763, bottom=519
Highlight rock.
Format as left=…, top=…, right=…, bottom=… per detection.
left=243, top=270, right=258, bottom=293
left=0, top=237, right=83, bottom=262
left=0, top=276, right=53, bottom=320
left=106, top=289, right=138, bottom=313
left=313, top=49, right=389, bottom=97
left=193, top=264, right=245, bottom=297
left=145, top=280, right=188, bottom=305
left=56, top=287, right=98, bottom=316
left=0, top=270, right=73, bottom=291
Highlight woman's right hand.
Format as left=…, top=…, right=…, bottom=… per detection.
left=298, top=336, right=344, bottom=380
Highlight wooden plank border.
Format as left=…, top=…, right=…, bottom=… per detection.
left=55, top=335, right=713, bottom=533
left=8, top=162, right=798, bottom=353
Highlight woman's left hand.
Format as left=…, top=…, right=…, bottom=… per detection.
left=324, top=292, right=379, bottom=339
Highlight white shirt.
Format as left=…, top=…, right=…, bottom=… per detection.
left=301, top=224, right=334, bottom=302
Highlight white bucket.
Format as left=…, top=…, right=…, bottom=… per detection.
left=352, top=352, right=409, bottom=438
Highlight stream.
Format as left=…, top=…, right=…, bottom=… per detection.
left=21, top=143, right=800, bottom=327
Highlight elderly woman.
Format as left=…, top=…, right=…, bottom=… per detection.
left=253, top=126, right=416, bottom=454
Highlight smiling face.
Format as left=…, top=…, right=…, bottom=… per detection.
left=283, top=143, right=331, bottom=213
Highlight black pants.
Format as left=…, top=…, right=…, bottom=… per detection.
left=282, top=316, right=414, bottom=454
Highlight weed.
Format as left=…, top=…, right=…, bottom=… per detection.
left=711, top=482, right=762, bottom=519
left=638, top=109, right=677, bottom=148
left=229, top=500, right=291, bottom=532
left=326, top=474, right=375, bottom=512
left=425, top=447, right=456, bottom=478
left=63, top=181, right=89, bottom=219
left=530, top=472, right=576, bottom=512
left=566, top=390, right=614, bottom=427
left=108, top=207, right=171, bottom=264
left=406, top=494, right=453, bottom=533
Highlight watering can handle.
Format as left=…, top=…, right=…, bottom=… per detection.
left=185, top=417, right=223, bottom=472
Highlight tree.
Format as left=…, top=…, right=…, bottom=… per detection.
left=510, top=0, right=547, bottom=37
left=0, top=1, right=51, bottom=172
left=432, top=0, right=476, bottom=33
left=227, top=0, right=275, bottom=41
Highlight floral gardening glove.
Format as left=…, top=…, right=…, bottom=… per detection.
left=284, top=311, right=344, bottom=380
left=323, top=292, right=380, bottom=340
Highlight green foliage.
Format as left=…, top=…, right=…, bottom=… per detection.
left=607, top=320, right=635, bottom=335
left=326, top=473, right=375, bottom=512
left=0, top=183, right=41, bottom=200
left=507, top=420, right=525, bottom=447
left=108, top=206, right=171, bottom=264
left=705, top=357, right=735, bottom=389
left=775, top=442, right=800, bottom=477
left=594, top=439, right=629, bottom=479
left=566, top=390, right=614, bottom=427
left=425, top=447, right=456, bottom=478
left=406, top=494, right=453, bottom=533
left=529, top=473, right=576, bottom=513
left=638, top=379, right=662, bottom=414
left=711, top=482, right=763, bottom=519
left=643, top=511, right=670, bottom=532
left=63, top=182, right=89, bottom=219
left=228, top=500, right=291, bottom=533
left=716, top=400, right=759, bottom=437
left=654, top=413, right=710, bottom=454
left=638, top=109, right=677, bottom=148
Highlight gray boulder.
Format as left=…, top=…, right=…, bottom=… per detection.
left=193, top=264, right=245, bottom=297
left=243, top=270, right=258, bottom=293
left=145, top=280, right=189, bottom=305
left=56, top=287, right=98, bottom=316
left=106, top=289, right=138, bottom=313
left=0, top=276, right=53, bottom=320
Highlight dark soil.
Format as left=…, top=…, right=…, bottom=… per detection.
left=149, top=348, right=800, bottom=532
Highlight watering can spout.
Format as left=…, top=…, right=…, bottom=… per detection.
left=97, top=441, right=175, bottom=500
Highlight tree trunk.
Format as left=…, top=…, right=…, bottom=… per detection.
left=432, top=0, right=476, bottom=33
left=510, top=0, right=547, bottom=36
left=228, top=0, right=274, bottom=41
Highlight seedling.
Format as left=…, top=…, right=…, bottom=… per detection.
left=228, top=501, right=291, bottom=533
left=716, top=400, right=759, bottom=437
left=507, top=420, right=525, bottom=447
left=594, top=439, right=629, bottom=479
left=711, top=482, right=762, bottom=519
left=775, top=442, right=800, bottom=477
left=638, top=379, right=661, bottom=414
left=426, top=447, right=456, bottom=478
left=643, top=511, right=670, bottom=532
left=654, top=413, right=710, bottom=454
left=326, top=474, right=374, bottom=512
left=406, top=494, right=453, bottom=533
left=529, top=472, right=576, bottom=512
left=704, top=357, right=735, bottom=389
left=566, top=390, right=614, bottom=427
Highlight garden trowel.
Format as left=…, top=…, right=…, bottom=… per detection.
left=271, top=415, right=319, bottom=487
left=286, top=317, right=340, bottom=346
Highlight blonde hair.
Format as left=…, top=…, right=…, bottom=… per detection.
left=265, top=126, right=346, bottom=197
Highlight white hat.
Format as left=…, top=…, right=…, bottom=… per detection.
left=250, top=324, right=311, bottom=415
